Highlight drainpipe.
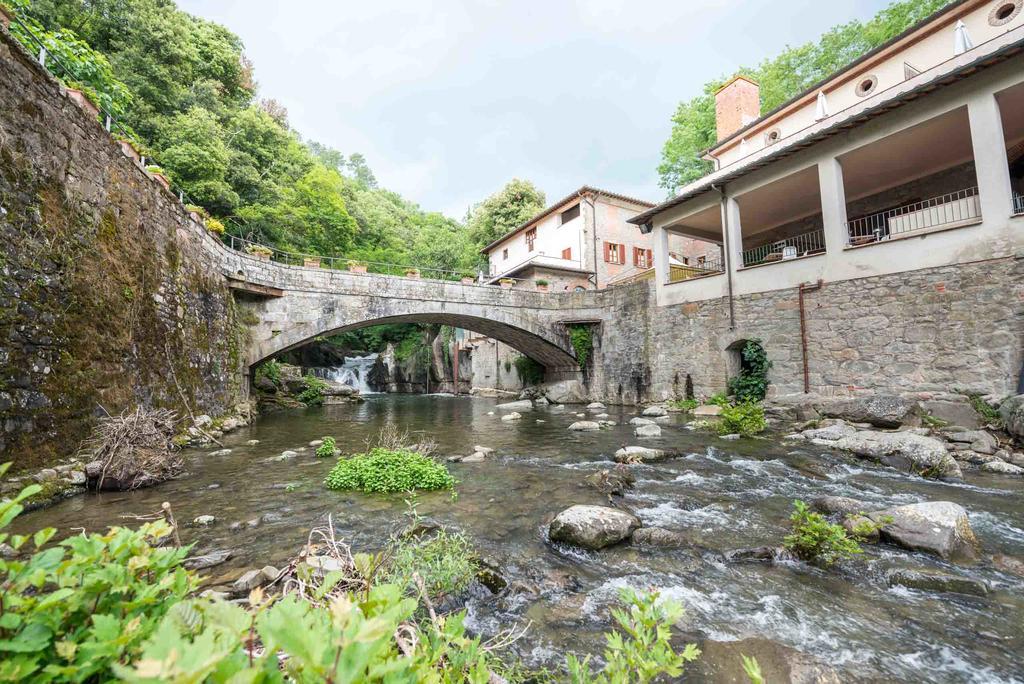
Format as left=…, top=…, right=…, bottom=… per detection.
left=798, top=279, right=824, bottom=394
left=580, top=193, right=599, bottom=289
left=712, top=184, right=736, bottom=330
left=452, top=340, right=459, bottom=395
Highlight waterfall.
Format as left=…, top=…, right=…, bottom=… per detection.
left=321, top=354, right=378, bottom=394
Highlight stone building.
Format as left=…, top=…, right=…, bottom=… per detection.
left=617, top=0, right=1024, bottom=400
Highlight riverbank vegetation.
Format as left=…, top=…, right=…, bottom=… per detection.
left=0, top=465, right=702, bottom=682
left=324, top=448, right=455, bottom=493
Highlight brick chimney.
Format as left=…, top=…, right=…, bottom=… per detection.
left=714, top=75, right=760, bottom=142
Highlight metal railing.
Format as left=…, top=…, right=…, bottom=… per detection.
left=667, top=256, right=725, bottom=283
left=846, top=186, right=980, bottom=245
left=741, top=227, right=825, bottom=267
left=1014, top=192, right=1024, bottom=216
left=223, top=235, right=529, bottom=286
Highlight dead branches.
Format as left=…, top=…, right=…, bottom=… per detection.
left=85, top=406, right=183, bottom=490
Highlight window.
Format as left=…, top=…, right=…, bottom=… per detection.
left=633, top=247, right=652, bottom=269
left=697, top=255, right=706, bottom=267
left=560, top=204, right=581, bottom=224
left=854, top=75, right=878, bottom=98
left=502, top=248, right=508, bottom=260
left=989, top=1, right=1021, bottom=25
left=525, top=227, right=537, bottom=252
left=604, top=241, right=625, bottom=264
left=561, top=247, right=572, bottom=260
left=764, top=128, right=782, bottom=145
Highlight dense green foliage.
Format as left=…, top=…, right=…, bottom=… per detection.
left=315, top=436, right=337, bottom=458
left=254, top=359, right=281, bottom=386
left=297, top=374, right=328, bottom=406
left=658, top=0, right=954, bottom=192
left=385, top=527, right=476, bottom=602
left=568, top=325, right=594, bottom=370
left=465, top=178, right=546, bottom=248
left=667, top=398, right=698, bottom=412
left=783, top=500, right=863, bottom=567
left=514, top=355, right=545, bottom=386
left=728, top=340, right=772, bottom=402
left=324, top=448, right=455, bottom=493
left=0, top=464, right=196, bottom=681
left=566, top=589, right=700, bottom=683
left=717, top=401, right=767, bottom=437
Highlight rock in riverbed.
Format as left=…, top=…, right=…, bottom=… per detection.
left=629, top=417, right=656, bottom=426
left=548, top=505, right=641, bottom=550
left=641, top=406, right=668, bottom=417
left=568, top=421, right=600, bottom=431
left=501, top=412, right=522, bottom=422
left=497, top=399, right=533, bottom=411
left=886, top=568, right=988, bottom=596
left=614, top=446, right=669, bottom=463
left=868, top=501, right=979, bottom=562
left=634, top=423, right=662, bottom=438
left=831, top=430, right=962, bottom=479
left=631, top=527, right=689, bottom=548
left=980, top=460, right=1023, bottom=475
left=820, top=394, right=917, bottom=428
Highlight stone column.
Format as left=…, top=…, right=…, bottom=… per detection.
left=817, top=156, right=849, bottom=251
left=652, top=224, right=670, bottom=285
left=723, top=195, right=744, bottom=273
left=967, top=92, right=1013, bottom=221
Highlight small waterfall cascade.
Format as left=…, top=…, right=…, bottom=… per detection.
left=320, top=354, right=378, bottom=394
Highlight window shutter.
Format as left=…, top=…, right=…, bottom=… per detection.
left=646, top=249, right=653, bottom=268
left=562, top=247, right=571, bottom=260
left=618, top=244, right=626, bottom=264
left=632, top=247, right=639, bottom=266
left=603, top=242, right=610, bottom=262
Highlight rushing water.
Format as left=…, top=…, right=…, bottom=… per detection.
left=15, top=395, right=1024, bottom=682
left=312, top=354, right=378, bottom=394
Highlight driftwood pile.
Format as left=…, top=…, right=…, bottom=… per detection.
left=85, top=407, right=183, bottom=491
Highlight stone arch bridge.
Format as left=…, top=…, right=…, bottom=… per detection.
left=216, top=246, right=611, bottom=381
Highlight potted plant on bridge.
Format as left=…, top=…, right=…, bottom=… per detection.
left=347, top=259, right=368, bottom=274
left=535, top=279, right=550, bottom=292
left=145, top=165, right=171, bottom=191
left=65, top=86, right=100, bottom=120
left=499, top=278, right=516, bottom=289
left=460, top=274, right=475, bottom=285
left=246, top=244, right=273, bottom=261
left=117, top=136, right=142, bottom=164
left=303, top=256, right=321, bottom=268
left=404, top=268, right=421, bottom=279
left=0, top=3, right=16, bottom=29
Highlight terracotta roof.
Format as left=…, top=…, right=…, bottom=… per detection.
left=629, top=27, right=1024, bottom=228
left=480, top=186, right=654, bottom=254
left=707, top=0, right=974, bottom=156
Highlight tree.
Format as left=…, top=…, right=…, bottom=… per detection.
left=658, top=0, right=955, bottom=193
left=466, top=179, right=546, bottom=249
left=346, top=152, right=377, bottom=188
left=158, top=107, right=238, bottom=212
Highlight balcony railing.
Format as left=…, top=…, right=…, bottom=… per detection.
left=1014, top=192, right=1023, bottom=216
left=741, top=228, right=826, bottom=267
left=668, top=256, right=725, bottom=283
left=846, top=187, right=980, bottom=245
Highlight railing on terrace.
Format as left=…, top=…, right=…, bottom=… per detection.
left=846, top=187, right=980, bottom=245
left=741, top=228, right=825, bottom=267
left=1014, top=191, right=1024, bottom=216
left=667, top=257, right=725, bottom=283
left=223, top=235, right=530, bottom=287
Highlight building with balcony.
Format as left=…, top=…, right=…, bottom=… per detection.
left=623, top=0, right=1024, bottom=398
left=482, top=186, right=717, bottom=291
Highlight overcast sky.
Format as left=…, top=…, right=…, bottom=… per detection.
left=178, top=0, right=893, bottom=218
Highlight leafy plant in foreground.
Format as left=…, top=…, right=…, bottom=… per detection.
left=567, top=589, right=700, bottom=683
left=315, top=436, right=337, bottom=458
left=783, top=499, right=863, bottom=567
left=386, top=527, right=476, bottom=602
left=0, top=463, right=195, bottom=682
left=717, top=401, right=767, bottom=437
left=324, top=448, right=455, bottom=493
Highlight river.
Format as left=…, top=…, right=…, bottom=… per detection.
left=14, top=395, right=1024, bottom=682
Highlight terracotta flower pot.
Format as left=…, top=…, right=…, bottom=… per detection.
left=460, top=276, right=475, bottom=285
left=0, top=6, right=14, bottom=29
left=151, top=172, right=170, bottom=191
left=188, top=210, right=203, bottom=223
left=405, top=269, right=421, bottom=279
left=536, top=283, right=550, bottom=292
left=254, top=252, right=270, bottom=262
left=303, top=257, right=321, bottom=268
left=65, top=87, right=100, bottom=119
left=348, top=264, right=368, bottom=274
left=119, top=139, right=141, bottom=163
left=499, top=279, right=515, bottom=289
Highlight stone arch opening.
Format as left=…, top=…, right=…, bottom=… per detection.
left=725, top=338, right=765, bottom=384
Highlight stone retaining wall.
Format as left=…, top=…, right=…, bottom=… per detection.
left=0, top=29, right=243, bottom=469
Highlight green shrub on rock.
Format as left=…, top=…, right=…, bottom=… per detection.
left=717, top=401, right=766, bottom=436
left=315, top=436, right=337, bottom=458
left=783, top=499, right=863, bottom=567
left=297, top=374, right=328, bottom=405
left=324, top=448, right=455, bottom=493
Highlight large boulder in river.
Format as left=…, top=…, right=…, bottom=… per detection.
left=548, top=505, right=641, bottom=550
left=634, top=423, right=662, bottom=438
left=322, top=381, right=357, bottom=397
left=833, top=430, right=962, bottom=479
left=867, top=501, right=979, bottom=562
left=810, top=496, right=874, bottom=517
left=820, top=394, right=917, bottom=428
left=886, top=568, right=987, bottom=596
left=542, top=379, right=587, bottom=404
left=568, top=421, right=600, bottom=431
left=614, top=446, right=669, bottom=463
left=1000, top=395, right=1024, bottom=441
left=690, top=637, right=841, bottom=684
